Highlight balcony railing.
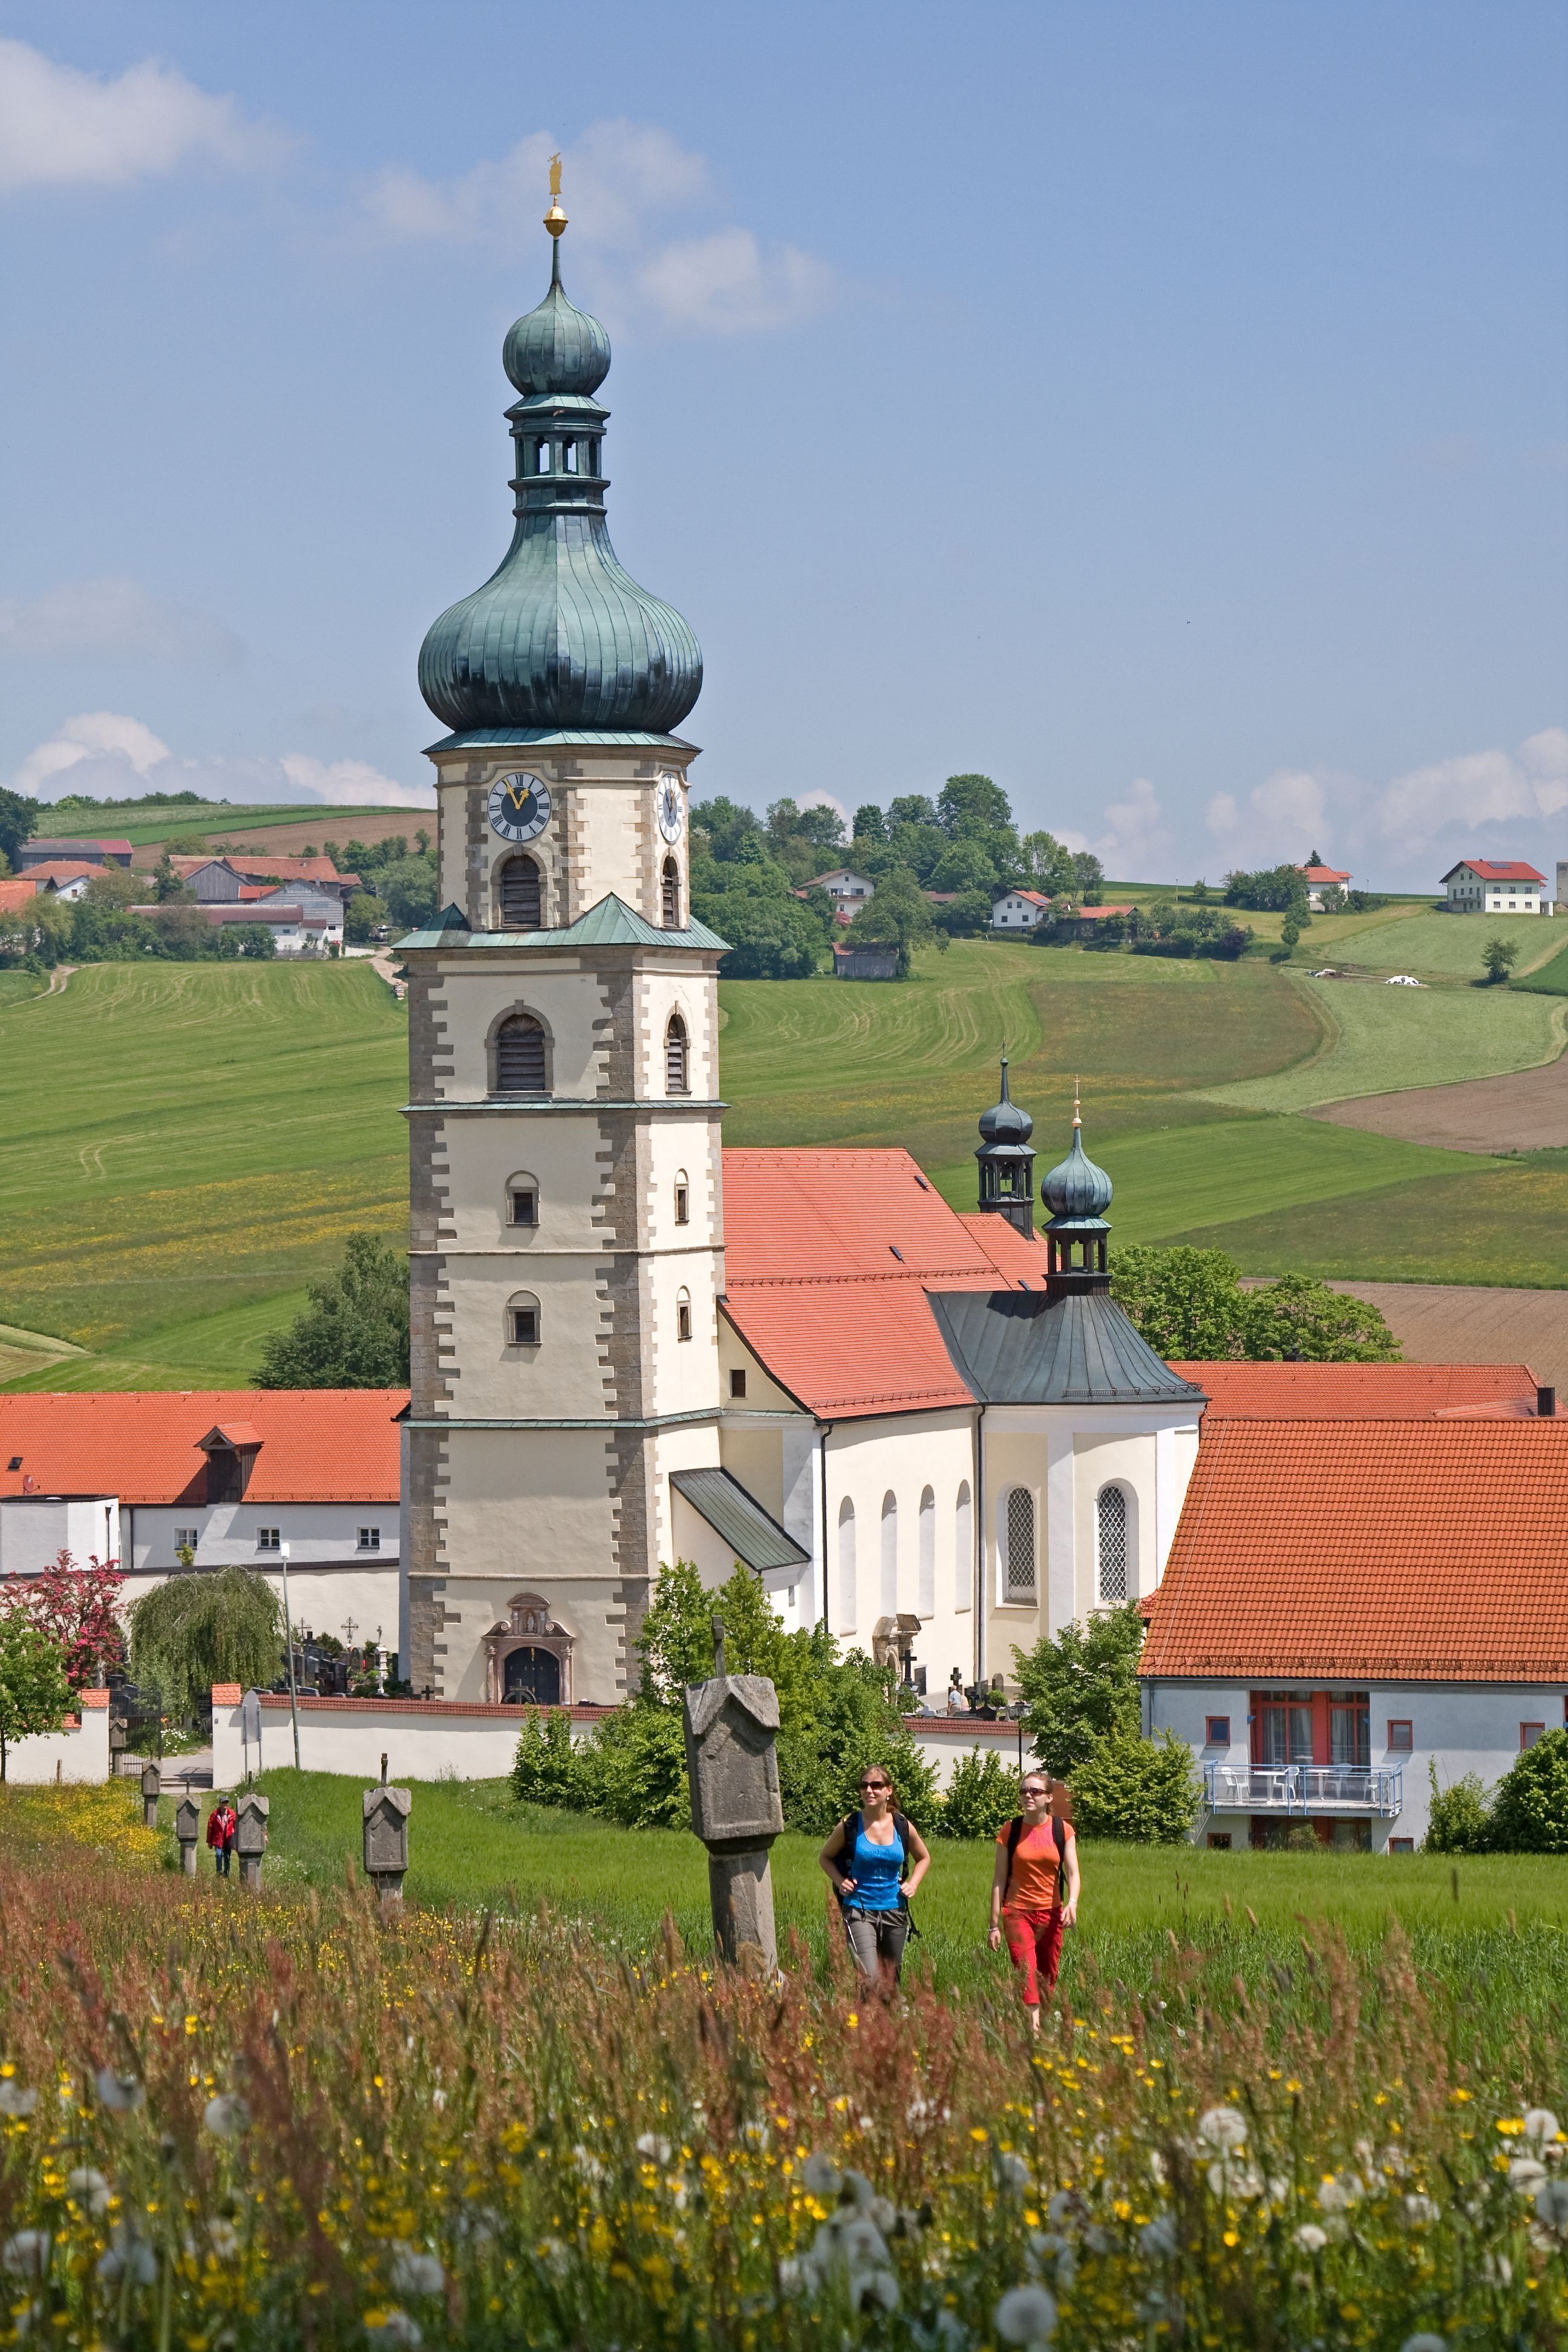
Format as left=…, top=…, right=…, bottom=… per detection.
left=1204, top=1763, right=1403, bottom=1818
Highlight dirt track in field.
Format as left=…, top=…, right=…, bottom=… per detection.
left=1324, top=1281, right=1568, bottom=1390
left=1307, top=1045, right=1568, bottom=1153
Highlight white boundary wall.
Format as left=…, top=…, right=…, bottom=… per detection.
left=2, top=1690, right=111, bottom=1785
left=211, top=1690, right=1027, bottom=1792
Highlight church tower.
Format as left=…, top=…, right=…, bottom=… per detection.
left=400, top=174, right=727, bottom=1704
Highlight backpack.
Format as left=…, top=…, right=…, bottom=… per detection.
left=1001, top=1811, right=1067, bottom=1904
left=840, top=1809, right=915, bottom=1890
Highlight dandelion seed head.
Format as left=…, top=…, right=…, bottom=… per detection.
left=1198, top=2105, right=1247, bottom=2151
left=1292, top=2223, right=1328, bottom=2252
left=994, top=2283, right=1059, bottom=2345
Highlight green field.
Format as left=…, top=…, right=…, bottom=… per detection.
left=5, top=933, right=1568, bottom=1390
left=1312, top=906, right=1568, bottom=979
left=25, top=798, right=419, bottom=849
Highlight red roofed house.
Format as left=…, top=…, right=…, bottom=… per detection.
left=1141, top=1415, right=1568, bottom=1851
left=25, top=862, right=99, bottom=902
left=1295, top=860, right=1350, bottom=910
left=1442, top=860, right=1547, bottom=913
left=17, top=838, right=132, bottom=869
left=0, top=1389, right=406, bottom=1665
left=990, top=888, right=1054, bottom=931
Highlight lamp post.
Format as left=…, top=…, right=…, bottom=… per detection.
left=279, top=1541, right=301, bottom=1770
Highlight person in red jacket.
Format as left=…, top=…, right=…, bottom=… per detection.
left=206, top=1797, right=238, bottom=1878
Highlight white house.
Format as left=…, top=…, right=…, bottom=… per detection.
left=1141, top=1410, right=1568, bottom=1850
left=1441, top=860, right=1547, bottom=914
left=805, top=868, right=878, bottom=921
left=990, top=889, right=1053, bottom=931
left=129, top=901, right=345, bottom=955
left=0, top=1389, right=406, bottom=1670
left=1296, top=861, right=1351, bottom=912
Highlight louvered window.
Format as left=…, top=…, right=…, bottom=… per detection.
left=665, top=1013, right=688, bottom=1094
left=662, top=857, right=680, bottom=929
left=499, top=856, right=541, bottom=929
left=1005, top=1487, right=1036, bottom=1599
left=1097, top=1485, right=1128, bottom=1603
left=495, top=1016, right=546, bottom=1094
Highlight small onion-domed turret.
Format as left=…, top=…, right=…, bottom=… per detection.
left=975, top=1055, right=1036, bottom=1237
left=1040, top=1089, right=1114, bottom=1296
left=502, top=252, right=611, bottom=397
left=1040, top=1112, right=1113, bottom=1220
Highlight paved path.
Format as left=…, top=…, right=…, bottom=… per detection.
left=371, top=950, right=406, bottom=1001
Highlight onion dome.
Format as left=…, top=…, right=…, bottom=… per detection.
left=978, top=1056, right=1033, bottom=1145
left=975, top=1054, right=1036, bottom=1237
left=1040, top=1092, right=1113, bottom=1221
left=419, top=218, right=702, bottom=737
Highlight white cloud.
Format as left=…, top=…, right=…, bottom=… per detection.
left=1056, top=776, right=1175, bottom=877
left=11, top=713, right=431, bottom=811
left=1205, top=767, right=1330, bottom=868
left=0, top=38, right=281, bottom=194
left=362, top=118, right=834, bottom=336
left=1372, top=727, right=1568, bottom=856
left=0, top=577, right=243, bottom=666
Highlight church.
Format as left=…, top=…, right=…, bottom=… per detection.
left=396, top=186, right=1208, bottom=1709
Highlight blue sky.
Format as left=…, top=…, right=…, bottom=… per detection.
left=0, top=1, right=1563, bottom=886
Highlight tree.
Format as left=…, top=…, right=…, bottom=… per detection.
left=1110, top=1246, right=1251, bottom=1359
left=377, top=856, right=438, bottom=930
left=152, top=852, right=193, bottom=904
left=937, top=774, right=1013, bottom=838
left=1279, top=918, right=1301, bottom=953
left=1486, top=1730, right=1568, bottom=1853
left=1240, top=1274, right=1398, bottom=1363
left=844, top=867, right=943, bottom=979
left=852, top=803, right=888, bottom=843
left=1070, top=850, right=1104, bottom=904
left=928, top=838, right=1001, bottom=897
left=0, top=788, right=40, bottom=872
left=1482, top=936, right=1519, bottom=984
left=1013, top=1602, right=1145, bottom=1779
left=704, top=893, right=823, bottom=979
left=938, top=1746, right=1020, bottom=1839
left=888, top=794, right=939, bottom=831
left=344, top=893, right=380, bottom=945
left=1067, top=1729, right=1200, bottom=1842
left=1424, top=1762, right=1490, bottom=1854
left=1020, top=830, right=1077, bottom=895
left=0, top=1617, right=71, bottom=1781
left=255, top=1233, right=410, bottom=1388
left=126, top=1567, right=283, bottom=1720
left=1, top=1551, right=125, bottom=1688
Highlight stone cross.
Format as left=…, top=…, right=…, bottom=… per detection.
left=682, top=1630, right=783, bottom=1971
left=175, top=1795, right=201, bottom=1877
left=362, top=1755, right=411, bottom=1916
left=235, top=1791, right=270, bottom=1892
left=139, top=1762, right=161, bottom=1831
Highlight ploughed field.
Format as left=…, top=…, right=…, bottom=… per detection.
left=4, top=923, right=1568, bottom=1391
left=0, top=1778, right=1566, bottom=2350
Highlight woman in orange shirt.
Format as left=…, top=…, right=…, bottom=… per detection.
left=988, top=1769, right=1079, bottom=2033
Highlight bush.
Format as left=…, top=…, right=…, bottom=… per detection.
left=509, top=1708, right=584, bottom=1808
left=1065, top=1728, right=1200, bottom=1843
left=1013, top=1603, right=1145, bottom=1779
left=1486, top=1730, right=1568, bottom=1853
left=938, top=1746, right=1020, bottom=1840
left=581, top=1704, right=691, bottom=1829
left=1424, top=1763, right=1491, bottom=1854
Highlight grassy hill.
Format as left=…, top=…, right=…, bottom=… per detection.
left=3, top=928, right=1567, bottom=1391
left=23, top=799, right=426, bottom=851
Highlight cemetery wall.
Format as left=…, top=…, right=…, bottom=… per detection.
left=3, top=1689, right=111, bottom=1783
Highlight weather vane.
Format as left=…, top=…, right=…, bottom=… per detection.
left=544, top=153, right=567, bottom=240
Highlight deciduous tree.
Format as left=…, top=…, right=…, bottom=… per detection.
left=126, top=1566, right=283, bottom=1719
left=255, top=1233, right=410, bottom=1388
left=0, top=1617, right=72, bottom=1781
left=0, top=1550, right=125, bottom=1688
left=1013, top=1602, right=1145, bottom=1779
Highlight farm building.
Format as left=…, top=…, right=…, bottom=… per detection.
left=16, top=838, right=132, bottom=869
left=990, top=888, right=1053, bottom=930
left=831, top=942, right=899, bottom=979
left=1441, top=859, right=1547, bottom=913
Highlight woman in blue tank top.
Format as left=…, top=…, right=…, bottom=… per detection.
left=818, top=1767, right=932, bottom=1997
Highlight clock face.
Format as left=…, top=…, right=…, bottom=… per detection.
left=655, top=774, right=684, bottom=845
left=488, top=772, right=552, bottom=843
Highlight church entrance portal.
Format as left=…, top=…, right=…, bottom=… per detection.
left=503, top=1646, right=561, bottom=1705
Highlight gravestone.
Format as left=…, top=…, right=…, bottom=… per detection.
left=174, top=1795, right=201, bottom=1877
left=682, top=1618, right=783, bottom=1970
left=235, top=1791, right=269, bottom=1892
left=362, top=1754, right=411, bottom=1915
left=140, top=1762, right=160, bottom=1830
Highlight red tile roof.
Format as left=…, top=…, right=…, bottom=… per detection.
left=0, top=877, right=39, bottom=912
left=25, top=863, right=99, bottom=887
left=721, top=1149, right=1045, bottom=1417
left=1298, top=864, right=1351, bottom=883
left=1172, top=1361, right=1541, bottom=1418
left=1142, top=1417, right=1568, bottom=1682
left=1443, top=860, right=1546, bottom=883
left=1071, top=903, right=1135, bottom=919
left=0, top=1391, right=405, bottom=1504
left=227, top=855, right=347, bottom=884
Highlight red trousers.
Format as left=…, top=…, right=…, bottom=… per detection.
left=1002, top=1906, right=1065, bottom=2007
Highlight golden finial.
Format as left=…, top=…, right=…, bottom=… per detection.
left=1073, top=1077, right=1082, bottom=1130
left=544, top=152, right=567, bottom=240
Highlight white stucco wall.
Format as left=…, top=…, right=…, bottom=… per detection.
left=0, top=1495, right=122, bottom=1575
left=129, top=1503, right=397, bottom=1575
left=211, top=1694, right=613, bottom=1786
left=1, top=1692, right=110, bottom=1784
left=1147, top=1678, right=1568, bottom=1849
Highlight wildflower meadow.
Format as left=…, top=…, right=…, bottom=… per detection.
left=0, top=1787, right=1566, bottom=2348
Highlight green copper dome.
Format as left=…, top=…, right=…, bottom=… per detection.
left=1040, top=1108, right=1113, bottom=1221
left=419, top=238, right=702, bottom=737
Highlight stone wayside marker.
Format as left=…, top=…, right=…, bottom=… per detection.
left=363, top=1754, right=411, bottom=1916
left=140, top=1763, right=161, bottom=1831
left=175, top=1795, right=201, bottom=1876
left=235, top=1791, right=269, bottom=1892
left=682, top=1618, right=784, bottom=1971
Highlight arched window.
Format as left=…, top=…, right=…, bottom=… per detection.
left=498, top=855, right=542, bottom=929
left=837, top=1497, right=857, bottom=1632
left=662, top=857, right=681, bottom=929
left=665, top=1012, right=689, bottom=1095
left=506, top=1175, right=538, bottom=1228
left=955, top=1480, right=973, bottom=1613
left=918, top=1486, right=935, bottom=1616
left=880, top=1491, right=898, bottom=1616
left=673, top=1170, right=690, bottom=1226
left=506, top=1292, right=541, bottom=1347
left=494, top=1014, right=547, bottom=1095
left=1097, top=1485, right=1129, bottom=1604
left=1004, top=1487, right=1036, bottom=1601
left=676, top=1286, right=693, bottom=1341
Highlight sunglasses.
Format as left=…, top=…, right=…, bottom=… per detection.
left=859, top=1779, right=890, bottom=1792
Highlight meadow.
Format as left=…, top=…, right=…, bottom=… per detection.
left=27, top=798, right=423, bottom=851
left=6, top=924, right=1568, bottom=1391
left=2, top=1780, right=1567, bottom=2349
